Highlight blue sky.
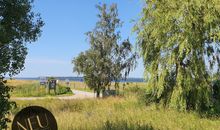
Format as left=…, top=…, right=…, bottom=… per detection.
left=17, top=0, right=145, bottom=78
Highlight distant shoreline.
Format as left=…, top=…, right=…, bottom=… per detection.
left=7, top=77, right=145, bottom=82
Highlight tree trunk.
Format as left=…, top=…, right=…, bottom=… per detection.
left=96, top=90, right=100, bottom=98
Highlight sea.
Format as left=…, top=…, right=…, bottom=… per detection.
left=10, top=77, right=145, bottom=82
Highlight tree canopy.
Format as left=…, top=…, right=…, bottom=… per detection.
left=0, top=0, right=43, bottom=128
left=0, top=0, right=43, bottom=76
left=73, top=3, right=137, bottom=97
left=135, top=0, right=220, bottom=111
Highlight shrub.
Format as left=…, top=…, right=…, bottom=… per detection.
left=0, top=79, right=16, bottom=129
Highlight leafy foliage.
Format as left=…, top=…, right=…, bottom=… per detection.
left=135, top=0, right=220, bottom=111
left=0, top=0, right=43, bottom=128
left=0, top=0, right=44, bottom=76
left=0, top=78, right=15, bottom=129
left=73, top=3, right=137, bottom=97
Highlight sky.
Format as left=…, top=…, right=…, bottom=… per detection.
left=16, top=0, right=145, bottom=78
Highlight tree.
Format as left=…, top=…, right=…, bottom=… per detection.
left=0, top=0, right=43, bottom=128
left=73, top=3, right=137, bottom=97
left=135, top=0, right=220, bottom=111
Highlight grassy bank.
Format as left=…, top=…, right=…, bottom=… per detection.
left=9, top=96, right=220, bottom=130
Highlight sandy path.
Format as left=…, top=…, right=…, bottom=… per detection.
left=11, top=90, right=96, bottom=100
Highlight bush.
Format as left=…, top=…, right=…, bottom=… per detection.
left=212, top=80, right=220, bottom=101
left=209, top=80, right=220, bottom=115
left=0, top=78, right=15, bottom=129
left=57, top=84, right=72, bottom=95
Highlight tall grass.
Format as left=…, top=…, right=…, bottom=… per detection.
left=7, top=80, right=220, bottom=129
left=9, top=96, right=220, bottom=130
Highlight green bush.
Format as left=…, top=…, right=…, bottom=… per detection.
left=209, top=80, right=220, bottom=115
left=57, top=84, right=72, bottom=95
left=0, top=79, right=16, bottom=129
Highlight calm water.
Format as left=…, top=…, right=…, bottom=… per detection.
left=11, top=77, right=145, bottom=82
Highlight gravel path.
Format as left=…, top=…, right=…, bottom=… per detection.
left=11, top=90, right=96, bottom=100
